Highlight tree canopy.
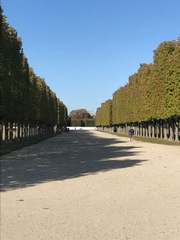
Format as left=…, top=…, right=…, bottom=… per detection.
left=69, top=109, right=95, bottom=127
left=0, top=5, right=68, bottom=132
left=69, top=109, right=93, bottom=119
left=96, top=39, right=180, bottom=126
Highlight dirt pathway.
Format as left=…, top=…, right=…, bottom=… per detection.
left=1, top=130, right=180, bottom=240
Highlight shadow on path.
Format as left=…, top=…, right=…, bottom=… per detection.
left=0, top=131, right=147, bottom=191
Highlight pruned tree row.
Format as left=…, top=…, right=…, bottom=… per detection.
left=0, top=5, right=68, bottom=142
left=96, top=39, right=180, bottom=141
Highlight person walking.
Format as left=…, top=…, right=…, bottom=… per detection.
left=128, top=127, right=135, bottom=142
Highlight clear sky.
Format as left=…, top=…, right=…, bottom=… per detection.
left=2, top=0, right=180, bottom=114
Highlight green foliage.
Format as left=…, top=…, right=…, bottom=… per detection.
left=84, top=118, right=95, bottom=127
left=0, top=5, right=68, bottom=129
left=95, top=99, right=112, bottom=126
left=57, top=100, right=68, bottom=126
left=70, top=118, right=95, bottom=127
left=69, top=109, right=95, bottom=126
left=96, top=39, right=180, bottom=126
left=69, top=109, right=92, bottom=119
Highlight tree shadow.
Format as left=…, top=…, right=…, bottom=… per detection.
left=0, top=131, right=147, bottom=192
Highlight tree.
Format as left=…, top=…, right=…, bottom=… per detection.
left=69, top=109, right=95, bottom=126
left=69, top=109, right=93, bottom=119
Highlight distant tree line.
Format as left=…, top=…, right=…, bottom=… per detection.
left=0, top=5, right=68, bottom=141
left=96, top=39, right=180, bottom=141
left=69, top=109, right=95, bottom=127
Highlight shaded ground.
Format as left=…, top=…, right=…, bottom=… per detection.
left=0, top=130, right=144, bottom=191
left=1, top=130, right=180, bottom=240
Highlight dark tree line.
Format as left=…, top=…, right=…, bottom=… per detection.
left=69, top=109, right=95, bottom=127
left=96, top=39, right=180, bottom=141
left=0, top=5, right=68, bottom=141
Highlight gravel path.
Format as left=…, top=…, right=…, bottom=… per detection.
left=1, top=130, right=180, bottom=240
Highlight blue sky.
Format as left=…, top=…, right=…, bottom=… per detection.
left=2, top=0, right=180, bottom=114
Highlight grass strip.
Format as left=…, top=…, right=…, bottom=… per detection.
left=0, top=133, right=57, bottom=156
left=99, top=131, right=180, bottom=146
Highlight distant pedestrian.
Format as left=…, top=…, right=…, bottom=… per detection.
left=172, top=126, right=175, bottom=141
left=128, top=128, right=135, bottom=142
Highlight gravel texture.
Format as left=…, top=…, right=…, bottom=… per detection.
left=1, top=130, right=180, bottom=240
